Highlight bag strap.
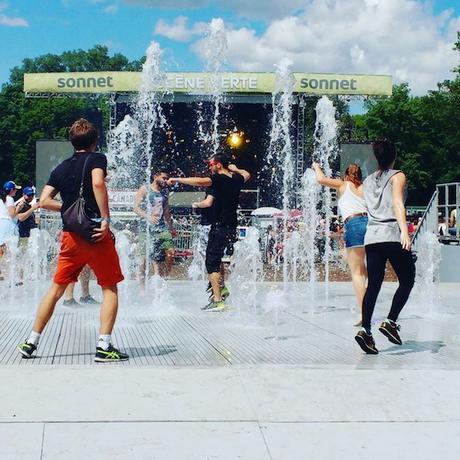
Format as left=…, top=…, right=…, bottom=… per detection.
left=78, top=155, right=92, bottom=198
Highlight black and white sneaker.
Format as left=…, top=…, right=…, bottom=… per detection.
left=95, top=344, right=129, bottom=363
left=379, top=320, right=402, bottom=345
left=355, top=329, right=379, bottom=354
left=17, top=341, right=37, bottom=359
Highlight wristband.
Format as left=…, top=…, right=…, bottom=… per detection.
left=92, top=217, right=111, bottom=223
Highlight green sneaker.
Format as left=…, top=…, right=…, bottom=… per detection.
left=207, top=285, right=230, bottom=300
left=203, top=300, right=228, bottom=312
left=17, top=342, right=37, bottom=359
left=221, top=285, right=230, bottom=300
left=95, top=344, right=129, bottom=363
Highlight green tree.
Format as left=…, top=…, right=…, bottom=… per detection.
left=0, top=45, right=143, bottom=187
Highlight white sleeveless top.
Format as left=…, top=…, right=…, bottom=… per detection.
left=0, top=196, right=14, bottom=220
left=337, top=182, right=367, bottom=221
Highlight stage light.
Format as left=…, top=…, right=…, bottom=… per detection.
left=226, top=130, right=246, bottom=149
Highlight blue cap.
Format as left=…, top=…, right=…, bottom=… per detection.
left=3, top=181, right=21, bottom=192
left=23, top=186, right=35, bottom=196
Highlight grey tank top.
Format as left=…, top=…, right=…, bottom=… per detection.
left=363, top=169, right=402, bottom=245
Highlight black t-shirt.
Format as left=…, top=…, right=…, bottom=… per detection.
left=210, top=173, right=244, bottom=227
left=17, top=203, right=37, bottom=238
left=199, top=187, right=215, bottom=226
left=46, top=152, right=107, bottom=230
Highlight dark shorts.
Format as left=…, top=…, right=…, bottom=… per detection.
left=344, top=216, right=368, bottom=249
left=205, top=224, right=236, bottom=274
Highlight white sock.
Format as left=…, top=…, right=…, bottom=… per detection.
left=98, top=335, right=111, bottom=350
left=27, top=331, right=41, bottom=346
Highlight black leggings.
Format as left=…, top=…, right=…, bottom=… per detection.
left=362, top=242, right=416, bottom=331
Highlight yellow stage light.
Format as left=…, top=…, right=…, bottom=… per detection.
left=227, top=131, right=244, bottom=148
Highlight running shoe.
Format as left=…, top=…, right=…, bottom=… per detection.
left=379, top=320, right=402, bottom=345
left=202, top=300, right=227, bottom=312
left=206, top=284, right=230, bottom=300
left=79, top=295, right=99, bottom=304
left=221, top=285, right=230, bottom=300
left=94, top=345, right=129, bottom=363
left=17, top=341, right=37, bottom=359
left=62, top=298, right=80, bottom=307
left=355, top=329, right=379, bottom=354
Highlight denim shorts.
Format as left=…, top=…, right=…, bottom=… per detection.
left=344, top=216, right=368, bottom=248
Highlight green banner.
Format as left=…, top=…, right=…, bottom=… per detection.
left=24, top=71, right=392, bottom=96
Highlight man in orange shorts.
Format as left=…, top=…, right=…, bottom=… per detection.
left=17, top=118, right=128, bottom=362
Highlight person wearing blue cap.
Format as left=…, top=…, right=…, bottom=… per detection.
left=0, top=181, right=21, bottom=280
left=15, top=187, right=40, bottom=284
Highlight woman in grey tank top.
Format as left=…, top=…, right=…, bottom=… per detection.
left=355, top=140, right=415, bottom=355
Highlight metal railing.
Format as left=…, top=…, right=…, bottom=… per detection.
left=411, top=190, right=438, bottom=252
left=436, top=182, right=460, bottom=243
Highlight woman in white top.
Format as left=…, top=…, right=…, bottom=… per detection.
left=0, top=181, right=21, bottom=279
left=312, top=163, right=368, bottom=324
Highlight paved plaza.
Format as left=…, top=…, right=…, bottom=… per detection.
left=0, top=281, right=459, bottom=459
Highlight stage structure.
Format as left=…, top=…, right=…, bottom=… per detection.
left=24, top=71, right=392, bottom=204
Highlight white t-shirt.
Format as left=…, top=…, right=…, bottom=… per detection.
left=0, top=196, right=15, bottom=220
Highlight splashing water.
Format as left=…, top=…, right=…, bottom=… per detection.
left=414, top=232, right=442, bottom=315
left=300, top=169, right=321, bottom=311
left=228, top=227, right=263, bottom=315
left=313, top=96, right=338, bottom=305
left=202, top=18, right=227, bottom=155
left=188, top=225, right=210, bottom=281
left=268, top=58, right=296, bottom=290
left=106, top=115, right=142, bottom=190
left=263, top=289, right=285, bottom=340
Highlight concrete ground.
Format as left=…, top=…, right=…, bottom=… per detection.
left=0, top=281, right=459, bottom=459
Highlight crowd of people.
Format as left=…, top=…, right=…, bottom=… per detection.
left=0, top=117, right=424, bottom=361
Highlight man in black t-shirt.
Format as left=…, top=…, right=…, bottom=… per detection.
left=17, top=118, right=128, bottom=363
left=168, top=152, right=250, bottom=311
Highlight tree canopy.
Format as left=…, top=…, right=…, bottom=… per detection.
left=0, top=45, right=143, bottom=187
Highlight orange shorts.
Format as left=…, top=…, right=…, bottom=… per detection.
left=54, top=231, right=124, bottom=287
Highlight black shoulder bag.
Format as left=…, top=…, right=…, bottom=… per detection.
left=61, top=155, right=100, bottom=243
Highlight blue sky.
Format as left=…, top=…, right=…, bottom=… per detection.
left=1, top=0, right=459, bottom=105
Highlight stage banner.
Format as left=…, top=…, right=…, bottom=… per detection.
left=24, top=72, right=392, bottom=95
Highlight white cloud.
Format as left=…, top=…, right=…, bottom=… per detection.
left=154, top=16, right=206, bottom=42
left=0, top=3, right=28, bottom=27
left=189, top=0, right=460, bottom=94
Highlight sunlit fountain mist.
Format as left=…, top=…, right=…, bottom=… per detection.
left=202, top=18, right=228, bottom=155
left=300, top=169, right=321, bottom=312
left=313, top=96, right=338, bottom=306
left=268, top=58, right=296, bottom=290
left=188, top=18, right=228, bottom=281
left=228, top=227, right=263, bottom=317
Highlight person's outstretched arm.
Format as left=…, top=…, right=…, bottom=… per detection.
left=39, top=186, right=61, bottom=212
left=392, top=172, right=411, bottom=251
left=17, top=202, right=40, bottom=222
left=312, top=162, right=343, bottom=189
left=167, top=177, right=212, bottom=187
